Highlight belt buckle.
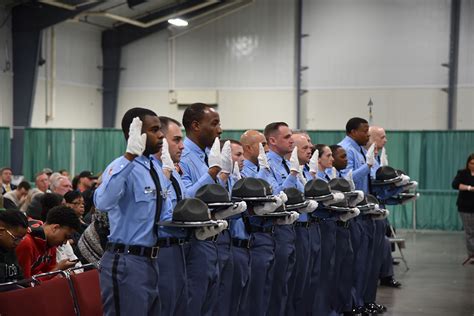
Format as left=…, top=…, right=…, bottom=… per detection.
left=246, top=239, right=251, bottom=249
left=150, top=246, right=160, bottom=259
left=178, top=238, right=186, bottom=246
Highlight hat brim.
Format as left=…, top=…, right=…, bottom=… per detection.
left=157, top=220, right=220, bottom=227
left=305, top=193, right=334, bottom=202
left=232, top=196, right=276, bottom=203
left=372, top=176, right=403, bottom=186
left=398, top=193, right=418, bottom=198
left=343, top=191, right=359, bottom=197
left=356, top=203, right=377, bottom=212
left=206, top=202, right=235, bottom=208
left=285, top=201, right=309, bottom=211
left=257, top=211, right=293, bottom=217
left=324, top=205, right=353, bottom=212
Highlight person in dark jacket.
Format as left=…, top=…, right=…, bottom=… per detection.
left=452, top=153, right=474, bottom=264
left=0, top=210, right=28, bottom=283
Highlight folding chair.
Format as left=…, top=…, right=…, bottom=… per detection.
left=69, top=264, right=103, bottom=316
left=389, top=225, right=409, bottom=271
left=0, top=270, right=77, bottom=316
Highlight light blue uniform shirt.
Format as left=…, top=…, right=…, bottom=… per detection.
left=266, top=150, right=304, bottom=193
left=338, top=136, right=371, bottom=194
left=241, top=159, right=259, bottom=178
left=180, top=138, right=217, bottom=197
left=152, top=157, right=188, bottom=238
left=94, top=155, right=174, bottom=247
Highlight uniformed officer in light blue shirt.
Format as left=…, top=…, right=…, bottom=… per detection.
left=338, top=117, right=375, bottom=314
left=263, top=122, right=303, bottom=316
left=179, top=103, right=224, bottom=316
left=94, top=107, right=172, bottom=316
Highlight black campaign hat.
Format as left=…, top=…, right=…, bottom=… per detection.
left=304, top=179, right=334, bottom=202
left=372, top=166, right=402, bottom=186
left=231, top=178, right=275, bottom=203
left=328, top=178, right=359, bottom=199
left=356, top=194, right=378, bottom=213
left=258, top=179, right=273, bottom=196
left=196, top=184, right=234, bottom=208
left=283, top=187, right=309, bottom=210
left=158, top=198, right=218, bottom=227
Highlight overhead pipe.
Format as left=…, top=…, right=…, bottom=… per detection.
left=38, top=0, right=101, bottom=11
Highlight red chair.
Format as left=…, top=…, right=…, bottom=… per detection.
left=0, top=276, right=77, bottom=316
left=69, top=268, right=104, bottom=316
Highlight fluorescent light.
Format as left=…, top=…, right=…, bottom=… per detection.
left=168, top=18, right=188, bottom=27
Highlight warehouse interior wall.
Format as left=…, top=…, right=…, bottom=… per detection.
left=0, top=0, right=472, bottom=131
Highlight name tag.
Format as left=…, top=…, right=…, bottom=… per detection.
left=144, top=187, right=156, bottom=195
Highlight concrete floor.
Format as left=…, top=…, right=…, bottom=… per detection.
left=377, top=230, right=474, bottom=316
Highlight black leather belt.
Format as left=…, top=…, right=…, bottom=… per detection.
left=308, top=217, right=321, bottom=223
left=248, top=225, right=274, bottom=234
left=232, top=238, right=251, bottom=248
left=156, top=237, right=189, bottom=247
left=294, top=221, right=312, bottom=228
left=106, top=242, right=160, bottom=258
left=336, top=221, right=350, bottom=228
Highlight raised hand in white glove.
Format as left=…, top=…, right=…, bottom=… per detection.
left=277, top=191, right=288, bottom=203
left=258, top=143, right=270, bottom=170
left=214, top=201, right=247, bottom=220
left=289, top=147, right=300, bottom=173
left=220, top=140, right=233, bottom=174
left=366, top=143, right=376, bottom=166
left=380, top=147, right=389, bottom=166
left=253, top=196, right=283, bottom=215
left=309, top=149, right=319, bottom=174
left=276, top=211, right=300, bottom=225
left=297, top=166, right=307, bottom=185
left=195, top=220, right=228, bottom=240
left=126, top=117, right=147, bottom=156
left=323, top=192, right=346, bottom=206
left=299, top=200, right=318, bottom=213
left=345, top=169, right=355, bottom=191
left=330, top=167, right=337, bottom=180
left=208, top=137, right=222, bottom=169
left=161, top=138, right=175, bottom=172
left=339, top=207, right=360, bottom=222
left=232, top=161, right=242, bottom=180
left=373, top=209, right=389, bottom=220
left=347, top=190, right=364, bottom=207
left=395, top=174, right=411, bottom=187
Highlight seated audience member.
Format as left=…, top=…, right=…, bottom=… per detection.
left=3, top=181, right=31, bottom=211
left=50, top=175, right=72, bottom=196
left=76, top=171, right=97, bottom=193
left=59, top=169, right=70, bottom=179
left=15, top=205, right=80, bottom=278
left=1, top=167, right=16, bottom=194
left=40, top=193, right=64, bottom=222
left=64, top=191, right=88, bottom=234
left=0, top=210, right=28, bottom=283
left=77, top=211, right=109, bottom=264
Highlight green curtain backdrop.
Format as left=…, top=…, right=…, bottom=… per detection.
left=22, top=129, right=72, bottom=181
left=74, top=129, right=126, bottom=176
left=0, top=127, right=10, bottom=168
left=20, top=128, right=473, bottom=231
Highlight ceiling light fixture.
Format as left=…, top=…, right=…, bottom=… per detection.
left=168, top=18, right=188, bottom=27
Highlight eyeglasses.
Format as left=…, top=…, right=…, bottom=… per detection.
left=5, top=229, right=25, bottom=244
left=71, top=200, right=84, bottom=206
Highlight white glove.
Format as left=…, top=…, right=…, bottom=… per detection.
left=253, top=197, right=282, bottom=215
left=366, top=143, right=375, bottom=166
left=161, top=139, right=175, bottom=172
left=373, top=209, right=389, bottom=220
left=380, top=147, right=389, bottom=166
left=347, top=190, right=364, bottom=207
left=339, top=207, right=360, bottom=222
left=403, top=181, right=418, bottom=191
left=289, top=147, right=300, bottom=173
left=395, top=174, right=411, bottom=187
left=258, top=143, right=270, bottom=170
left=276, top=211, right=300, bottom=225
left=345, top=169, right=355, bottom=191
left=232, top=161, right=242, bottom=180
left=208, top=137, right=222, bottom=169
left=330, top=167, right=337, bottom=180
left=220, top=140, right=233, bottom=174
left=214, top=201, right=247, bottom=220
left=277, top=191, right=288, bottom=203
left=126, top=117, right=147, bottom=156
left=323, top=192, right=346, bottom=206
left=195, top=220, right=228, bottom=240
left=299, top=200, right=318, bottom=213
left=297, top=166, right=307, bottom=185
left=309, top=150, right=319, bottom=174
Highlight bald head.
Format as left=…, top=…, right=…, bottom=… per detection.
left=368, top=126, right=387, bottom=151
left=291, top=134, right=312, bottom=164
left=240, top=130, right=268, bottom=163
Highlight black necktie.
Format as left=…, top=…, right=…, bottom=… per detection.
left=282, top=159, right=291, bottom=175
left=304, top=164, right=310, bottom=173
left=149, top=159, right=164, bottom=239
left=256, top=163, right=260, bottom=172
left=359, top=146, right=373, bottom=193
left=204, top=153, right=209, bottom=167
left=170, top=174, right=182, bottom=202
left=325, top=174, right=331, bottom=181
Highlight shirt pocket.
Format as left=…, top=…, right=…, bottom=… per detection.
left=133, top=181, right=157, bottom=220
